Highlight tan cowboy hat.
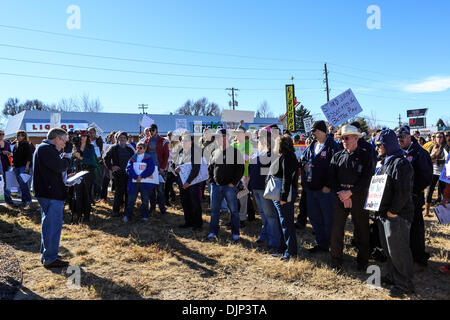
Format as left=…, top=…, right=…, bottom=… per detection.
left=340, top=125, right=362, bottom=138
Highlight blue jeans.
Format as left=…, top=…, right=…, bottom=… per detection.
left=210, top=184, right=240, bottom=236
left=208, top=183, right=228, bottom=212
left=125, top=184, right=150, bottom=219
left=254, top=190, right=282, bottom=247
left=14, top=166, right=32, bottom=203
left=273, top=194, right=298, bottom=258
left=305, top=187, right=334, bottom=249
left=149, top=182, right=166, bottom=213
left=3, top=180, right=13, bottom=204
left=38, top=197, right=64, bottom=265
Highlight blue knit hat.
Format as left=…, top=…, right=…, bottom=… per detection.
left=376, top=129, right=401, bottom=156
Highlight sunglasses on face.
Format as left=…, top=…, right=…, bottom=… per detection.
left=340, top=136, right=353, bottom=141
left=137, top=146, right=144, bottom=150
left=375, top=144, right=383, bottom=149
left=311, top=129, right=317, bottom=133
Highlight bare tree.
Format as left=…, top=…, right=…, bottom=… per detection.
left=176, top=98, right=221, bottom=116
left=256, top=101, right=274, bottom=118
left=80, top=93, right=102, bottom=112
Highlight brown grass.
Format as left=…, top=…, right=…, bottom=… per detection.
left=0, top=189, right=449, bottom=300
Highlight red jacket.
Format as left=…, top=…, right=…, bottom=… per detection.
left=145, top=136, right=169, bottom=170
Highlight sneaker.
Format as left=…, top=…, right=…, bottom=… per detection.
left=44, top=259, right=69, bottom=269
left=308, top=245, right=329, bottom=254
left=231, top=234, right=240, bottom=243
left=205, top=233, right=218, bottom=242
left=122, top=216, right=129, bottom=223
left=280, top=255, right=292, bottom=261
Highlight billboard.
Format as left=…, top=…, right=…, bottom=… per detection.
left=409, top=117, right=426, bottom=128
left=407, top=109, right=428, bottom=118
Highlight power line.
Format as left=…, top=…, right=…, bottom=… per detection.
left=0, top=71, right=318, bottom=91
left=0, top=43, right=321, bottom=73
left=0, top=24, right=324, bottom=64
left=0, top=56, right=321, bottom=81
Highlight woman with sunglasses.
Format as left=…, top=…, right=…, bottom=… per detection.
left=12, top=130, right=33, bottom=207
left=425, top=132, right=449, bottom=216
left=0, top=130, right=14, bottom=206
left=124, top=141, right=156, bottom=222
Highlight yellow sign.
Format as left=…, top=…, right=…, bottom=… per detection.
left=285, top=85, right=296, bottom=132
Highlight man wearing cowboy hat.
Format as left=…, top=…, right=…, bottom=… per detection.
left=328, top=124, right=374, bottom=272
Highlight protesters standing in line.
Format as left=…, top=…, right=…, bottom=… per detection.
left=123, top=141, right=156, bottom=222
left=12, top=130, right=33, bottom=207
left=328, top=125, right=374, bottom=272
left=99, top=131, right=116, bottom=203
left=0, top=129, right=14, bottom=207
left=269, top=135, right=300, bottom=261
left=374, top=129, right=415, bottom=297
left=175, top=133, right=204, bottom=230
left=206, top=129, right=244, bottom=243
left=397, top=126, right=433, bottom=269
left=33, top=128, right=71, bottom=268
left=146, top=124, right=169, bottom=215
left=350, top=121, right=378, bottom=167
left=104, top=131, right=135, bottom=217
left=301, top=121, right=342, bottom=253
left=425, top=131, right=449, bottom=216
left=248, top=127, right=281, bottom=251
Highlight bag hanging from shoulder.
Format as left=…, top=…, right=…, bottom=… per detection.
left=263, top=175, right=292, bottom=202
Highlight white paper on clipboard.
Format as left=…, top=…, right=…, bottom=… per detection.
left=133, top=165, right=159, bottom=184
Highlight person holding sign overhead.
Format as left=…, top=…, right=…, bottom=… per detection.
left=123, top=142, right=156, bottom=222
left=374, top=129, right=415, bottom=297
left=175, top=133, right=204, bottom=230
left=328, top=125, right=374, bottom=272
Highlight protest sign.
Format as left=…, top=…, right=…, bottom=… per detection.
left=50, top=113, right=61, bottom=129
left=303, top=117, right=313, bottom=133
left=176, top=118, right=188, bottom=130
left=320, top=89, right=362, bottom=127
left=132, top=164, right=159, bottom=184
left=364, top=174, right=388, bottom=211
left=178, top=158, right=208, bottom=186
left=434, top=205, right=450, bottom=225
left=141, top=115, right=154, bottom=128
left=294, top=144, right=307, bottom=160
left=88, top=122, right=104, bottom=134
left=5, top=170, right=19, bottom=190
left=439, top=154, right=450, bottom=184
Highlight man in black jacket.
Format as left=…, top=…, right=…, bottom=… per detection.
left=206, top=129, right=245, bottom=243
left=374, top=129, right=415, bottom=297
left=329, top=125, right=374, bottom=272
left=397, top=125, right=433, bottom=268
left=104, top=131, right=135, bottom=217
left=301, top=120, right=342, bottom=253
left=33, top=128, right=71, bottom=268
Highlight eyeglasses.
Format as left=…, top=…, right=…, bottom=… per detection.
left=340, top=136, right=354, bottom=141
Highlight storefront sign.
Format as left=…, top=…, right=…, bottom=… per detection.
left=26, top=122, right=88, bottom=132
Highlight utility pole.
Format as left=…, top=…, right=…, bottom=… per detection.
left=226, top=88, right=239, bottom=110
left=138, top=104, right=148, bottom=114
left=398, top=114, right=402, bottom=128
left=324, top=63, right=330, bottom=102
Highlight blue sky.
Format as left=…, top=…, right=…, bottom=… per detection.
left=0, top=0, right=449, bottom=128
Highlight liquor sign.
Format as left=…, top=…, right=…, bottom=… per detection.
left=407, top=108, right=428, bottom=118
left=286, top=85, right=296, bottom=132
left=25, top=122, right=88, bottom=132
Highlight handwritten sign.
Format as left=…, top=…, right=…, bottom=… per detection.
left=364, top=174, right=388, bottom=211
left=321, top=89, right=362, bottom=127
left=132, top=164, right=159, bottom=184
left=303, top=117, right=313, bottom=133
left=178, top=158, right=208, bottom=186
left=439, top=154, right=450, bottom=184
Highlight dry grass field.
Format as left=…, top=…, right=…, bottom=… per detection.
left=0, top=189, right=449, bottom=300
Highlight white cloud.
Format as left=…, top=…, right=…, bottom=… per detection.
left=404, top=76, right=450, bottom=93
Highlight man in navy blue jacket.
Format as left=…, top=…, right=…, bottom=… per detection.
left=397, top=126, right=433, bottom=268
left=301, top=121, right=342, bottom=253
left=33, top=128, right=71, bottom=268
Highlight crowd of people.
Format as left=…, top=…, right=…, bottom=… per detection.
left=1, top=120, right=449, bottom=298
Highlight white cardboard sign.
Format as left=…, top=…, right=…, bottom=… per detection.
left=320, top=89, right=362, bottom=126
left=364, top=174, right=388, bottom=211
